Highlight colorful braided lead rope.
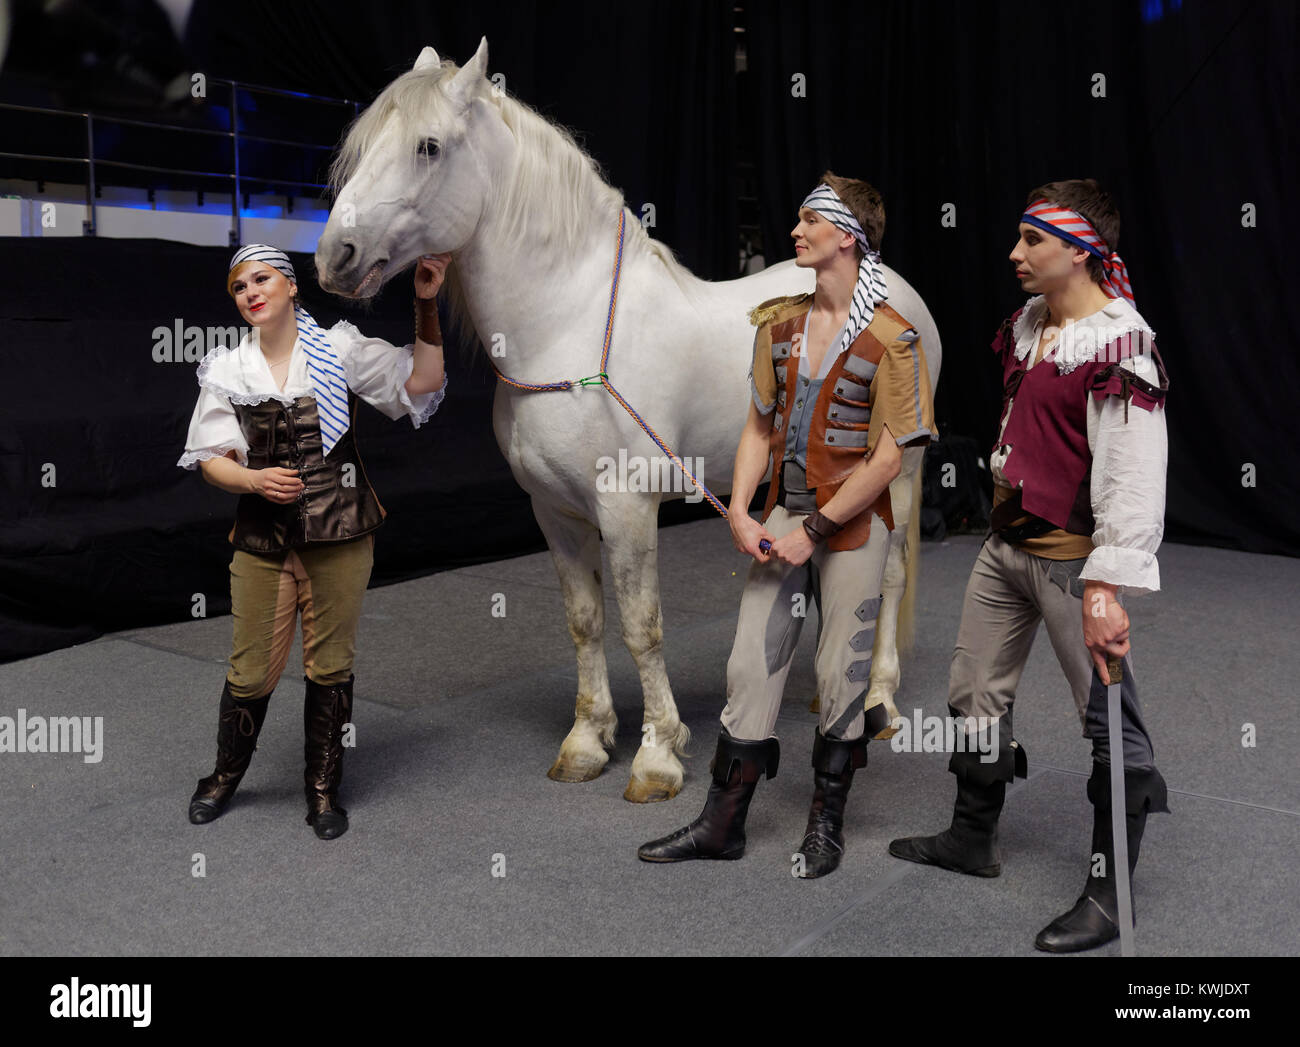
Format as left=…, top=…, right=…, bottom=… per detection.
left=490, top=210, right=728, bottom=518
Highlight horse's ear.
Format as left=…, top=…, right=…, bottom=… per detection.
left=446, top=37, right=489, bottom=108
left=413, top=46, right=441, bottom=71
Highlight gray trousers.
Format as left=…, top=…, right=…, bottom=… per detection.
left=949, top=533, right=1157, bottom=770
left=720, top=505, right=891, bottom=743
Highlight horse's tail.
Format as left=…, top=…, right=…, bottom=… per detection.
left=896, top=455, right=924, bottom=655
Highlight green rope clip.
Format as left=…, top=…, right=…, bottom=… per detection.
left=574, top=372, right=609, bottom=387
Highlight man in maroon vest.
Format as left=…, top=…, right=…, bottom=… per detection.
left=638, top=173, right=936, bottom=877
left=889, top=179, right=1170, bottom=952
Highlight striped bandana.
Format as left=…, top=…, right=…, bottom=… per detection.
left=800, top=182, right=889, bottom=356
left=229, top=244, right=351, bottom=456
left=1021, top=199, right=1135, bottom=306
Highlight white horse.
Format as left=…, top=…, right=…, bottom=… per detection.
left=316, top=39, right=941, bottom=802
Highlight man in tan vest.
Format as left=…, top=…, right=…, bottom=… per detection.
left=638, top=173, right=937, bottom=877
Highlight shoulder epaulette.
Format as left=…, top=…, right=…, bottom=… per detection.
left=748, top=292, right=813, bottom=328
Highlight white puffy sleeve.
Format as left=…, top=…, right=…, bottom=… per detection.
left=1078, top=355, right=1167, bottom=596
left=177, top=386, right=248, bottom=470
left=328, top=320, right=444, bottom=428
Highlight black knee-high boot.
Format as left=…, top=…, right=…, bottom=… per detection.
left=638, top=729, right=779, bottom=862
left=303, top=675, right=354, bottom=840
left=1035, top=762, right=1169, bottom=952
left=189, top=679, right=272, bottom=824
left=794, top=729, right=869, bottom=879
left=889, top=734, right=1025, bottom=877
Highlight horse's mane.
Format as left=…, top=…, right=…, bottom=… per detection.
left=329, top=57, right=705, bottom=352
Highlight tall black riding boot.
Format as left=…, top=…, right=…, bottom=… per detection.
left=794, top=729, right=869, bottom=879
left=189, top=679, right=272, bottom=824
left=303, top=674, right=354, bottom=840
left=637, top=729, right=779, bottom=862
left=888, top=734, right=1025, bottom=877
left=1035, top=762, right=1169, bottom=953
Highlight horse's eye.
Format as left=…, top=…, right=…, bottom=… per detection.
left=417, top=138, right=440, bottom=159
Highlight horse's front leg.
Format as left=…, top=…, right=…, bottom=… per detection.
left=599, top=496, right=688, bottom=803
left=533, top=500, right=619, bottom=784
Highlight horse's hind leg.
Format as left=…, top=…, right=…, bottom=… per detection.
left=534, top=501, right=618, bottom=784
left=599, top=497, right=687, bottom=803
left=867, top=530, right=906, bottom=738
left=868, top=447, right=925, bottom=737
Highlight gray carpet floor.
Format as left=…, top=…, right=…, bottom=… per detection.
left=1, top=522, right=1296, bottom=956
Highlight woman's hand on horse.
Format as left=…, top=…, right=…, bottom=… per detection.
left=416, top=253, right=452, bottom=299
left=248, top=466, right=304, bottom=504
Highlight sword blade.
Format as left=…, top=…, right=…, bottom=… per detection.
left=1105, top=653, right=1135, bottom=957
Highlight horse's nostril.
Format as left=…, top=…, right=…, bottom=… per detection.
left=338, top=241, right=355, bottom=267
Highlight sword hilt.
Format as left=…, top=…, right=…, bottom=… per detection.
left=1106, top=654, right=1123, bottom=685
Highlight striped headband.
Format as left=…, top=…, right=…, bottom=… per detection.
left=229, top=244, right=352, bottom=457
left=800, top=183, right=889, bottom=357
left=1021, top=199, right=1135, bottom=306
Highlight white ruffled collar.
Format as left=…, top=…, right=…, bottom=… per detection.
left=1012, top=295, right=1156, bottom=375
left=196, top=326, right=350, bottom=405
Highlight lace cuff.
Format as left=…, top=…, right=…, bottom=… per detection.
left=399, top=365, right=447, bottom=429
left=177, top=443, right=248, bottom=471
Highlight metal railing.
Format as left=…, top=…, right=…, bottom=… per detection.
left=0, top=78, right=361, bottom=243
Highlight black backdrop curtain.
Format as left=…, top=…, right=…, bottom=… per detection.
left=0, top=238, right=533, bottom=662
left=183, top=0, right=739, bottom=279
left=743, top=0, right=1297, bottom=556
left=1, top=0, right=1295, bottom=665
left=0, top=1, right=738, bottom=663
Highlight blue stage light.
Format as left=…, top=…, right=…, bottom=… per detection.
left=1142, top=0, right=1182, bottom=24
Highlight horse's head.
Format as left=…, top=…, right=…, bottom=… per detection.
left=316, top=38, right=512, bottom=298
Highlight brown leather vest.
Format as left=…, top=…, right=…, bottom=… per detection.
left=229, top=392, right=386, bottom=554
left=758, top=299, right=913, bottom=551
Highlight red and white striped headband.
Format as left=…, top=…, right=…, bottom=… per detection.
left=1021, top=198, right=1135, bottom=306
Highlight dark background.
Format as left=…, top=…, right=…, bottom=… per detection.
left=0, top=0, right=1294, bottom=662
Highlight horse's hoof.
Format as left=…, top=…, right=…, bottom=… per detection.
left=547, top=756, right=606, bottom=783
left=869, top=696, right=903, bottom=740
left=809, top=694, right=821, bottom=714
left=623, top=775, right=680, bottom=803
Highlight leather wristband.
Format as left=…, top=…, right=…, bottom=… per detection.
left=802, top=510, right=844, bottom=544
left=414, top=297, right=442, bottom=345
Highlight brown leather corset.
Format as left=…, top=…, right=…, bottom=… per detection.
left=229, top=393, right=385, bottom=554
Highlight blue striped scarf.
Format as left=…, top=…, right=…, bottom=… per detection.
left=229, top=244, right=351, bottom=456
left=800, top=183, right=890, bottom=358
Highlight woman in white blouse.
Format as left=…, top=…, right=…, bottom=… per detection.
left=177, top=244, right=448, bottom=840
